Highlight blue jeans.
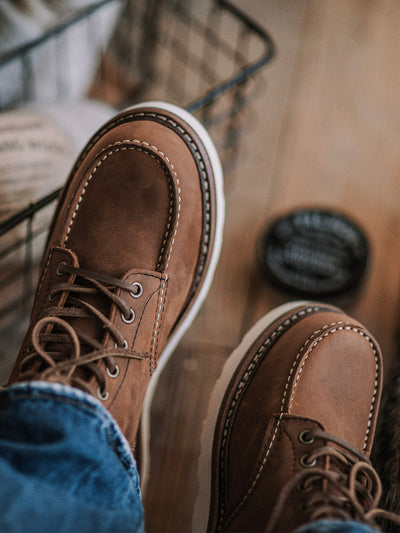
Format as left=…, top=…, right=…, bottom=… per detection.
left=296, top=522, right=379, bottom=533
left=0, top=382, right=378, bottom=533
left=0, top=382, right=143, bottom=533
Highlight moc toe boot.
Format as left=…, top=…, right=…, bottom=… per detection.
left=194, top=301, right=387, bottom=532
left=7, top=101, right=224, bottom=485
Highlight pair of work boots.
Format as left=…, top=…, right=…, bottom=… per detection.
left=5, top=102, right=399, bottom=532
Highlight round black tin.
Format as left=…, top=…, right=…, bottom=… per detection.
left=258, top=208, right=370, bottom=297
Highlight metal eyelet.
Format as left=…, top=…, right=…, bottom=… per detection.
left=48, top=292, right=57, bottom=302
left=107, top=365, right=120, bottom=378
left=130, top=282, right=143, bottom=299
left=300, top=454, right=317, bottom=468
left=298, top=430, right=315, bottom=444
left=114, top=340, right=128, bottom=350
left=56, top=261, right=67, bottom=276
left=121, top=308, right=135, bottom=324
left=97, top=387, right=109, bottom=401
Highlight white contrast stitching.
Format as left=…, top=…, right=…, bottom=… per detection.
left=61, top=139, right=181, bottom=368
left=37, top=111, right=213, bottom=371
left=284, top=321, right=344, bottom=412
left=149, top=276, right=168, bottom=374
left=155, top=152, right=181, bottom=271
left=63, top=141, right=177, bottom=250
left=218, top=312, right=380, bottom=530
left=75, top=111, right=211, bottom=287
left=37, top=248, right=55, bottom=296
left=288, top=325, right=379, bottom=450
left=217, top=306, right=320, bottom=530
left=219, top=321, right=340, bottom=528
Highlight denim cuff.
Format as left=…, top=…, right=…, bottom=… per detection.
left=0, top=380, right=144, bottom=532
left=0, top=380, right=136, bottom=475
left=295, top=519, right=379, bottom=533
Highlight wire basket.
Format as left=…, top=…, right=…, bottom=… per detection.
left=0, top=0, right=274, bottom=381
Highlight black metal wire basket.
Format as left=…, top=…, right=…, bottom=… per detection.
left=0, top=0, right=274, bottom=381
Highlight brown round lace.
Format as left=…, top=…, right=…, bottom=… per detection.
left=265, top=428, right=400, bottom=533
left=17, top=262, right=149, bottom=396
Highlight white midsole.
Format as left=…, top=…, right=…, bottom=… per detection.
left=192, top=300, right=313, bottom=532
left=125, top=101, right=225, bottom=494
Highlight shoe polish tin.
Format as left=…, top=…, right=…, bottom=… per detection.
left=258, top=208, right=369, bottom=298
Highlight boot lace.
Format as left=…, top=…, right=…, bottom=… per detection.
left=266, top=428, right=400, bottom=532
left=17, top=262, right=149, bottom=398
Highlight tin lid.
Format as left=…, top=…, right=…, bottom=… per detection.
left=258, top=208, right=369, bottom=297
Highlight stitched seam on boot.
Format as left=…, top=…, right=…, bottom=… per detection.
left=63, top=142, right=177, bottom=253
left=90, top=139, right=182, bottom=271
left=107, top=276, right=164, bottom=410
left=68, top=110, right=212, bottom=291
left=288, top=326, right=380, bottom=451
left=38, top=142, right=178, bottom=293
left=41, top=111, right=211, bottom=329
left=224, top=320, right=377, bottom=527
left=218, top=306, right=322, bottom=530
left=283, top=321, right=345, bottom=412
left=129, top=274, right=166, bottom=349
left=37, top=144, right=178, bottom=377
left=149, top=276, right=168, bottom=374
left=222, top=323, right=327, bottom=528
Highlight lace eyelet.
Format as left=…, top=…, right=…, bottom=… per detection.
left=130, top=282, right=143, bottom=299
left=298, top=503, right=308, bottom=512
left=48, top=292, right=57, bottom=302
left=298, top=430, right=315, bottom=444
left=121, top=308, right=135, bottom=324
left=300, top=454, right=317, bottom=468
left=97, top=387, right=109, bottom=401
left=114, top=340, right=128, bottom=350
left=56, top=261, right=67, bottom=276
left=107, top=365, right=120, bottom=378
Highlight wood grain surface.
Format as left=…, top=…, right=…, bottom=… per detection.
left=143, top=1, right=400, bottom=530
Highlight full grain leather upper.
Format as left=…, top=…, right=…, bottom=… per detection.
left=8, top=108, right=218, bottom=445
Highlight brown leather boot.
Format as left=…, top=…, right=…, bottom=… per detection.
left=194, top=301, right=399, bottom=532
left=7, top=101, right=224, bottom=488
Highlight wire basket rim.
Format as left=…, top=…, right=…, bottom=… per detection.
left=0, top=0, right=275, bottom=236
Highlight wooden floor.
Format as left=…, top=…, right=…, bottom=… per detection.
left=143, top=1, right=400, bottom=531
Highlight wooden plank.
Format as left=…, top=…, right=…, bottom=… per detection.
left=246, top=0, right=400, bottom=379
left=181, top=0, right=309, bottom=349
left=143, top=341, right=231, bottom=532
left=143, top=1, right=308, bottom=530
left=145, top=1, right=400, bottom=530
